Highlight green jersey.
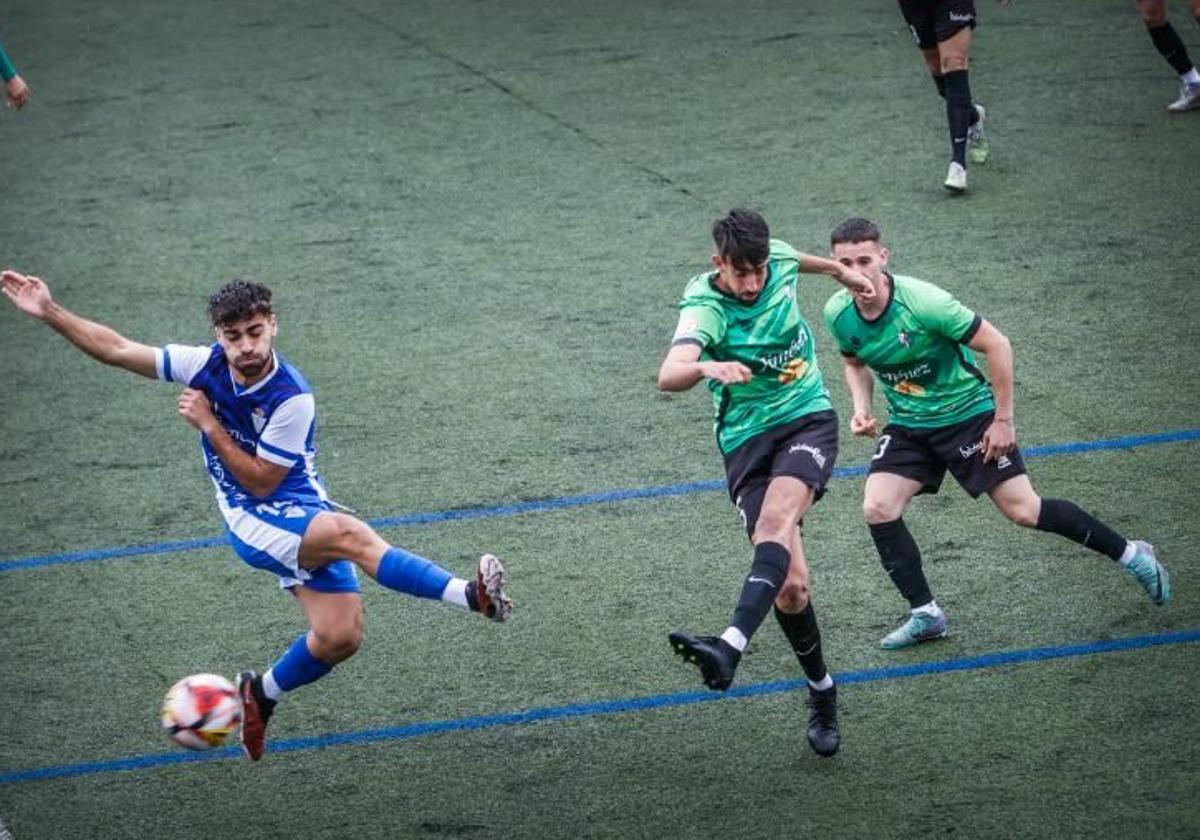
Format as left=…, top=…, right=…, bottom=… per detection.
left=823, top=273, right=993, bottom=429
left=672, top=239, right=832, bottom=454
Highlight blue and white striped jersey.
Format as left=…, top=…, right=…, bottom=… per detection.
left=156, top=343, right=330, bottom=510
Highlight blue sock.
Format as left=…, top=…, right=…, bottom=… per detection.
left=375, top=546, right=453, bottom=600
left=268, top=633, right=334, bottom=693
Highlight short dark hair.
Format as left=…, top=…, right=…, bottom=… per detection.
left=830, top=217, right=883, bottom=247
left=712, top=208, right=770, bottom=268
left=207, top=278, right=274, bottom=327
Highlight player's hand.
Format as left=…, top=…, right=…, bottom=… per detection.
left=699, top=360, right=753, bottom=385
left=178, top=388, right=217, bottom=434
left=1, top=270, right=53, bottom=317
left=981, top=418, right=1015, bottom=463
left=850, top=411, right=881, bottom=438
left=6, top=76, right=30, bottom=109
left=838, top=267, right=876, bottom=303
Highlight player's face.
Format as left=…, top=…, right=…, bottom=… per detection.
left=216, top=313, right=277, bottom=382
left=713, top=256, right=769, bottom=303
left=832, top=240, right=890, bottom=286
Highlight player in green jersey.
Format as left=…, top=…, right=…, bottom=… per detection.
left=822, top=218, right=1170, bottom=650
left=0, top=38, right=30, bottom=109
left=659, top=209, right=874, bottom=757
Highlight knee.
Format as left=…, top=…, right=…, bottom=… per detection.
left=1003, top=498, right=1041, bottom=529
left=328, top=513, right=376, bottom=559
left=940, top=51, right=969, bottom=73
left=863, top=496, right=903, bottom=525
left=1139, top=0, right=1167, bottom=25
left=776, top=580, right=811, bottom=613
left=752, top=510, right=791, bottom=545
left=314, top=609, right=364, bottom=663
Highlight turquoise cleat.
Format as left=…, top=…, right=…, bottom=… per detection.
left=880, top=610, right=949, bottom=650
left=1125, top=541, right=1170, bottom=606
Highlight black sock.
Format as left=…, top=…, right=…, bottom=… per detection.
left=1148, top=23, right=1195, bottom=75
left=729, top=541, right=790, bottom=641
left=943, top=69, right=974, bottom=166
left=1035, top=498, right=1128, bottom=561
left=869, top=518, right=934, bottom=609
left=774, top=603, right=827, bottom=683
left=933, top=73, right=947, bottom=99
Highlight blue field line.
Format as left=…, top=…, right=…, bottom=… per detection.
left=2, top=626, right=1197, bottom=787
left=3, top=427, right=1198, bottom=574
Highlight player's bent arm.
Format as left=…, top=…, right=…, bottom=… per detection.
left=202, top=423, right=290, bottom=498
left=966, top=320, right=1015, bottom=423
left=798, top=254, right=874, bottom=298
left=842, top=355, right=876, bottom=417
left=42, top=301, right=158, bottom=378
left=658, top=342, right=707, bottom=391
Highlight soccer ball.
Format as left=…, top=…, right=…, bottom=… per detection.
left=161, top=673, right=242, bottom=750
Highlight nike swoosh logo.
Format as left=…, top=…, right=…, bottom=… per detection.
left=746, top=576, right=777, bottom=588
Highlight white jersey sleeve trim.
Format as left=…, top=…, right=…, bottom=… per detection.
left=257, top=394, right=315, bottom=466
left=158, top=344, right=214, bottom=385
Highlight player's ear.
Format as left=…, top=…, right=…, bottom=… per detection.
left=879, top=246, right=890, bottom=266
left=269, top=313, right=278, bottom=336
left=711, top=254, right=722, bottom=270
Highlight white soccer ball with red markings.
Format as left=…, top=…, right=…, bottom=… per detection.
left=161, top=673, right=241, bottom=750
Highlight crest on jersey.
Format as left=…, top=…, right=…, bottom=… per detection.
left=898, top=331, right=911, bottom=348
left=251, top=407, right=268, bottom=434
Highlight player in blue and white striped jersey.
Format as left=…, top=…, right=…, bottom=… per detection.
left=1, top=270, right=513, bottom=762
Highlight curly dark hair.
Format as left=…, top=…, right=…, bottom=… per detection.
left=207, top=278, right=274, bottom=327
left=830, top=217, right=883, bottom=247
left=712, top=208, right=770, bottom=269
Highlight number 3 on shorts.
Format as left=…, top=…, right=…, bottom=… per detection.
left=872, top=434, right=892, bottom=461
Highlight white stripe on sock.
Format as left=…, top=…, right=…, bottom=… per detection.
left=262, top=669, right=284, bottom=701
left=442, top=578, right=469, bottom=609
left=721, top=627, right=748, bottom=652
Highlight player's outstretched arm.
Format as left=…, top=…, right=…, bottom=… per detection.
left=966, top=320, right=1016, bottom=462
left=842, top=356, right=881, bottom=437
left=2, top=269, right=158, bottom=378
left=658, top=341, right=751, bottom=391
left=797, top=254, right=876, bottom=302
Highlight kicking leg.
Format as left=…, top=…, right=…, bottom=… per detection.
left=299, top=512, right=512, bottom=620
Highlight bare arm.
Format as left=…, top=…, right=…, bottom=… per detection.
left=798, top=254, right=876, bottom=301
left=2, top=270, right=158, bottom=378
left=842, top=355, right=882, bottom=437
left=657, top=341, right=751, bottom=392
left=966, top=319, right=1015, bottom=462
left=177, top=389, right=290, bottom=497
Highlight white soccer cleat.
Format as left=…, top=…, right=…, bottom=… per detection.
left=475, top=553, right=513, bottom=622
left=967, top=104, right=989, bottom=164
left=1167, top=80, right=1200, bottom=112
left=944, top=161, right=967, bottom=194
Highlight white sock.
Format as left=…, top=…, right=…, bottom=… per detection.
left=913, top=600, right=942, bottom=617
left=808, top=674, right=834, bottom=691
left=1118, top=542, right=1138, bottom=567
left=720, top=626, right=748, bottom=652
left=442, top=578, right=469, bottom=609
left=261, top=670, right=284, bottom=702
left=1183, top=67, right=1200, bottom=85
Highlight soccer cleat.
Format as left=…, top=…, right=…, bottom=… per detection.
left=668, top=631, right=740, bottom=691
left=967, top=104, right=989, bottom=164
left=474, top=553, right=513, bottom=621
left=1166, top=80, right=1200, bottom=112
left=806, top=684, right=840, bottom=757
left=235, top=670, right=274, bottom=762
left=944, top=162, right=967, bottom=194
left=880, top=610, right=949, bottom=650
left=1124, top=541, right=1170, bottom=606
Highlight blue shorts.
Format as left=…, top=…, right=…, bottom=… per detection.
left=220, top=499, right=360, bottom=594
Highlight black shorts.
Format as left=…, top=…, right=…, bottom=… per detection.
left=868, top=411, right=1026, bottom=499
left=898, top=0, right=977, bottom=49
left=723, top=410, right=839, bottom=539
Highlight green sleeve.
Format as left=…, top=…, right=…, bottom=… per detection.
left=913, top=282, right=978, bottom=341
left=671, top=304, right=725, bottom=350
left=822, top=293, right=854, bottom=355
left=0, top=42, right=17, bottom=82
